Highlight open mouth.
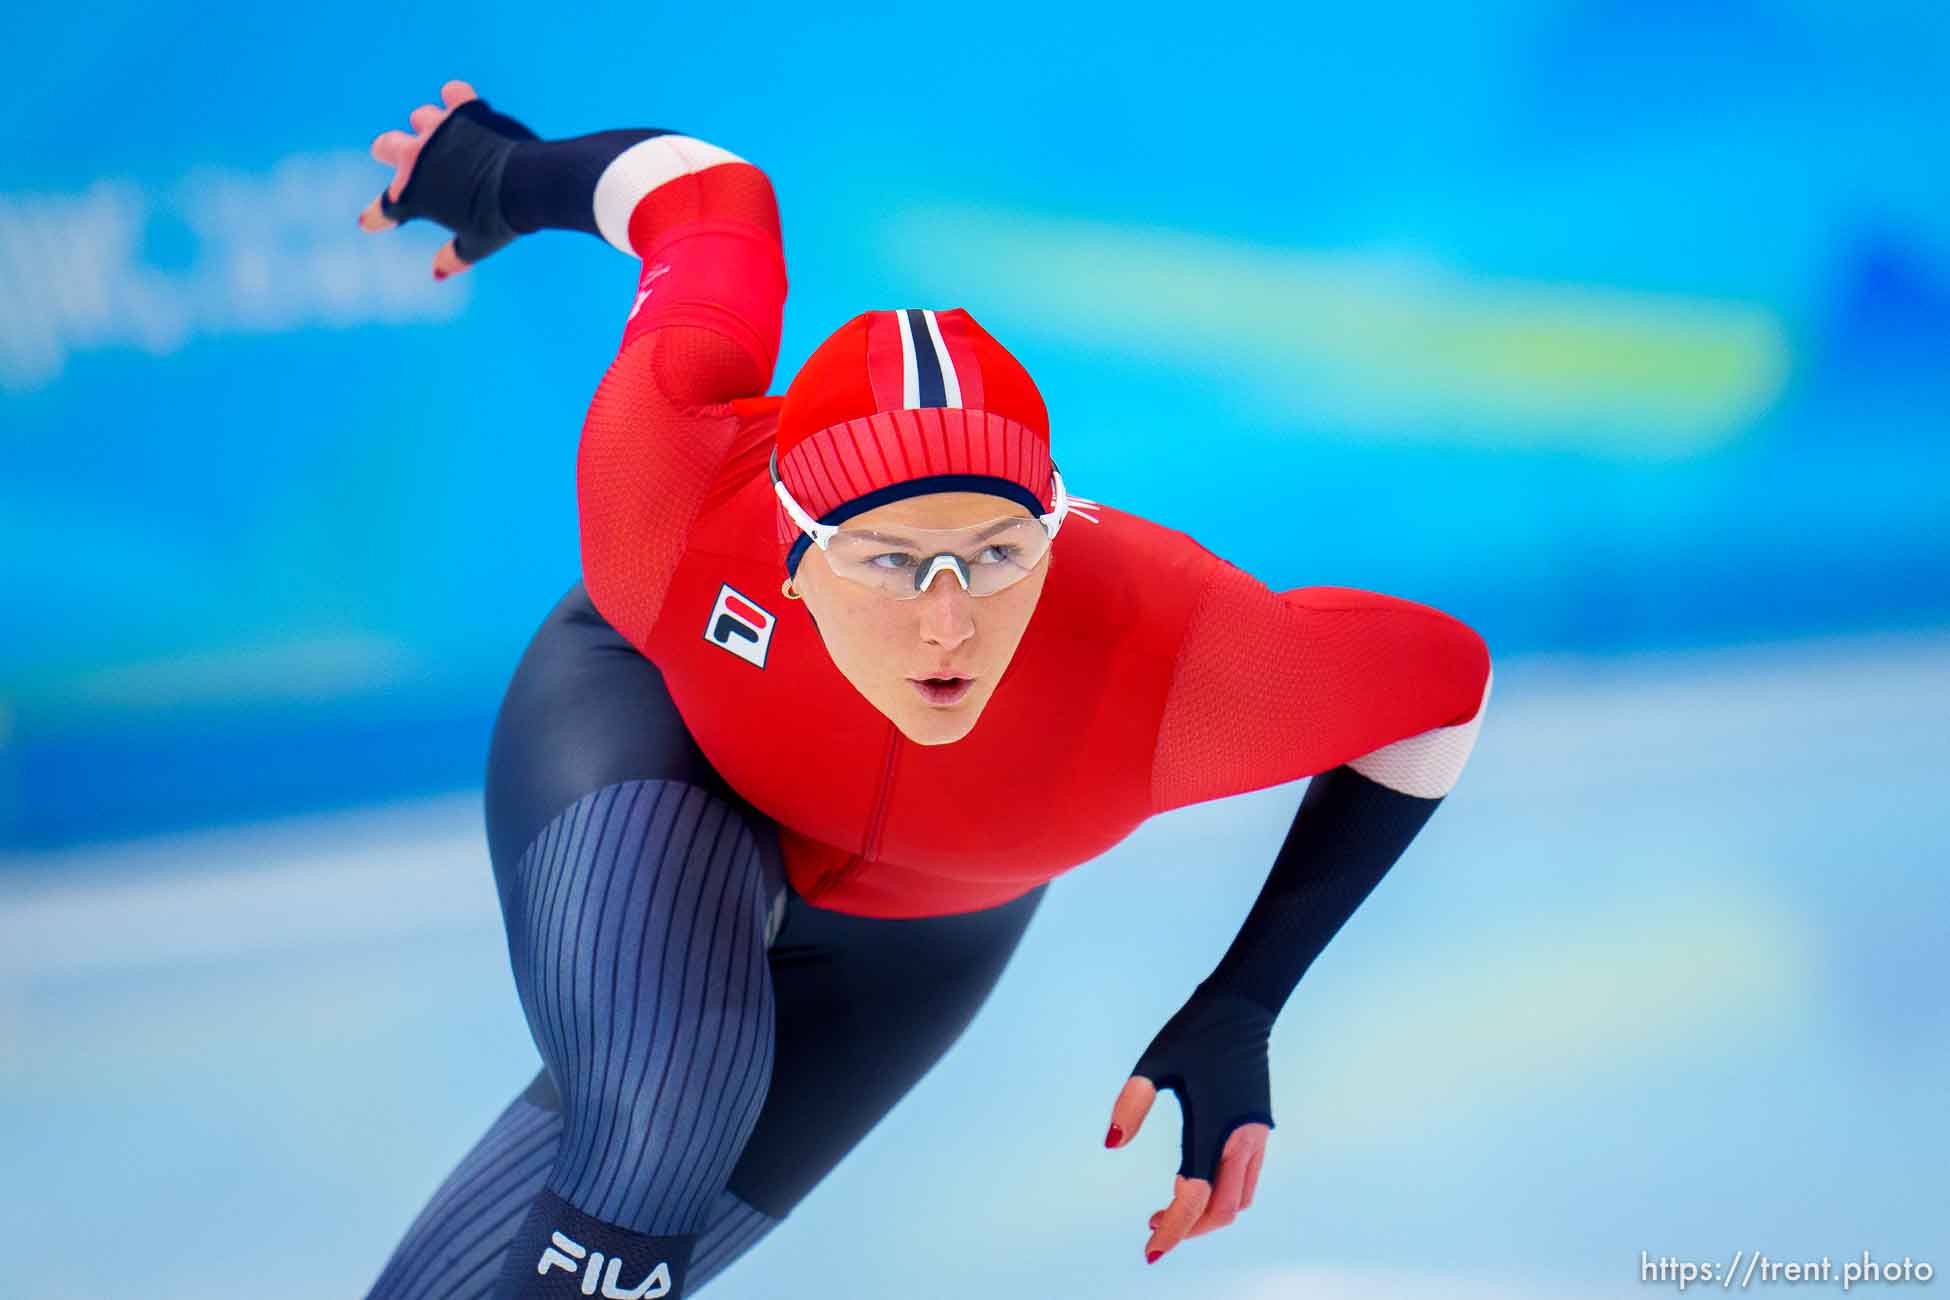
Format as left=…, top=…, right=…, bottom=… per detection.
left=909, top=675, right=975, bottom=706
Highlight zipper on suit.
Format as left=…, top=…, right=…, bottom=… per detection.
left=860, top=722, right=902, bottom=863
left=809, top=723, right=902, bottom=901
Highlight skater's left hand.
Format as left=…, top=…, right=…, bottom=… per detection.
left=1103, top=990, right=1275, bottom=1264
left=358, top=78, right=540, bottom=279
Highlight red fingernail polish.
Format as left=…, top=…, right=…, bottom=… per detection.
left=1146, top=1249, right=1162, bottom=1265
left=434, top=269, right=446, bottom=281
left=1105, top=1124, right=1123, bottom=1148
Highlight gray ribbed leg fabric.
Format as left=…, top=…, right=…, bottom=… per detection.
left=363, top=1087, right=777, bottom=1298
left=367, top=779, right=782, bottom=1299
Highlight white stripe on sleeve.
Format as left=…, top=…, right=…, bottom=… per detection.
left=592, top=135, right=747, bottom=257
left=1348, top=667, right=1493, bottom=798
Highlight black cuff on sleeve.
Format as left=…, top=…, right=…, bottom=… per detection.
left=1200, top=764, right=1444, bottom=1016
left=500, top=128, right=675, bottom=238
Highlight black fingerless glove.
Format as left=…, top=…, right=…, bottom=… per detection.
left=1130, top=988, right=1276, bottom=1182
left=1131, top=766, right=1449, bottom=1184
left=376, top=97, right=539, bottom=265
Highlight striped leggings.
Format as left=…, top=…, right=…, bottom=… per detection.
left=363, top=583, right=1044, bottom=1298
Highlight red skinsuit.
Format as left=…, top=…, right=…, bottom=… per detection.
left=579, top=159, right=1491, bottom=919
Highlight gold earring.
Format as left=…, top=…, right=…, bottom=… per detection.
left=780, top=577, right=801, bottom=601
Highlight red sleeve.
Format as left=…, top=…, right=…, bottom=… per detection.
left=1149, top=558, right=1493, bottom=813
left=577, top=156, right=787, bottom=653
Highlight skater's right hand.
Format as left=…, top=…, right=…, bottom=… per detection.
left=358, top=79, right=538, bottom=280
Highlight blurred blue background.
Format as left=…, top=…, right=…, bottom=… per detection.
left=2, top=2, right=1945, bottom=1297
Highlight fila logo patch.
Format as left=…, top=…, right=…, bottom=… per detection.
left=704, top=582, right=775, bottom=668
left=537, top=1230, right=671, bottom=1298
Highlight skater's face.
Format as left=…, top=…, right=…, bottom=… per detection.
left=793, top=491, right=1052, bottom=746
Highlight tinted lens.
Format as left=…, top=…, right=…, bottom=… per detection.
left=822, top=517, right=1051, bottom=599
